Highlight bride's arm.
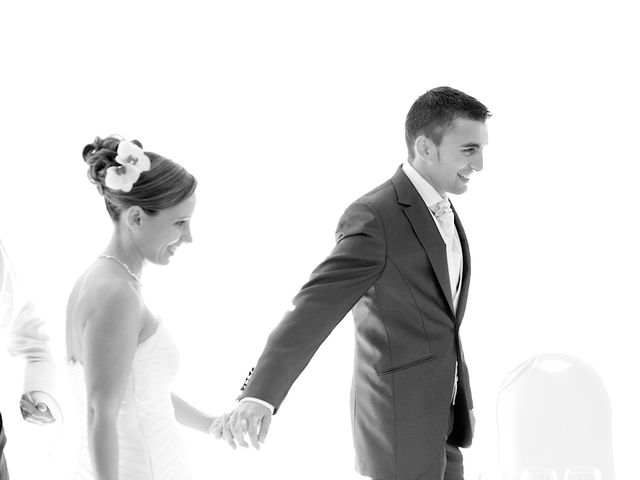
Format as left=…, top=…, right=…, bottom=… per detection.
left=83, top=284, right=143, bottom=480
left=171, top=393, right=215, bottom=433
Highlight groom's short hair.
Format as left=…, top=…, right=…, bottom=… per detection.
left=405, top=86, right=490, bottom=157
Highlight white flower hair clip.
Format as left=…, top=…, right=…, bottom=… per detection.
left=104, top=140, right=151, bottom=192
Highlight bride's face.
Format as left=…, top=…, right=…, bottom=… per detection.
left=133, top=193, right=196, bottom=265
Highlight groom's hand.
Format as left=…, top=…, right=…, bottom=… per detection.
left=223, top=401, right=272, bottom=449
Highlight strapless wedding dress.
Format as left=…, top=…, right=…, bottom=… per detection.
left=69, top=322, right=190, bottom=479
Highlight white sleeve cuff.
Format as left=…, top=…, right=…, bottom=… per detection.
left=23, top=360, right=57, bottom=396
left=239, top=397, right=275, bottom=414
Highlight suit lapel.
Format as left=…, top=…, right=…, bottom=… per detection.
left=392, top=168, right=456, bottom=316
left=451, top=202, right=471, bottom=324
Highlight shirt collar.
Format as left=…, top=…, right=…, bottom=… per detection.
left=401, top=160, right=445, bottom=208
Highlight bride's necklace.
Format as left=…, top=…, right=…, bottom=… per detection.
left=98, top=255, right=141, bottom=283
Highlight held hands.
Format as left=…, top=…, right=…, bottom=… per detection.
left=214, top=402, right=272, bottom=450
left=20, top=391, right=59, bottom=425
left=207, top=413, right=229, bottom=438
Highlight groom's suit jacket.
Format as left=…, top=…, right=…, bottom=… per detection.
left=240, top=167, right=474, bottom=480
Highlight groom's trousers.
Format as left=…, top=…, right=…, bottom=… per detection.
left=0, top=413, right=9, bottom=480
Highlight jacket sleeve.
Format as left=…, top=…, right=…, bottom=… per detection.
left=238, top=201, right=386, bottom=411
left=0, top=241, right=56, bottom=395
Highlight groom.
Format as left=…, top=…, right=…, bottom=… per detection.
left=224, top=86, right=490, bottom=480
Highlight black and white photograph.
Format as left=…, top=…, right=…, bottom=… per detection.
left=0, top=1, right=637, bottom=479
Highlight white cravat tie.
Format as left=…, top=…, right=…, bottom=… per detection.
left=429, top=198, right=462, bottom=300
left=429, top=198, right=463, bottom=405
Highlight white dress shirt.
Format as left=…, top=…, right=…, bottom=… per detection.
left=401, top=161, right=463, bottom=310
left=0, top=239, right=56, bottom=395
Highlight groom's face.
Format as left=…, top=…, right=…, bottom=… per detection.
left=419, top=118, right=488, bottom=196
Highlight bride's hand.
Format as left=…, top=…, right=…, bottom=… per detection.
left=208, top=413, right=230, bottom=440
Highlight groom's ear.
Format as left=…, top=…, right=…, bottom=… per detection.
left=415, top=135, right=435, bottom=161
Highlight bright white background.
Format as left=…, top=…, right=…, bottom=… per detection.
left=0, top=1, right=638, bottom=479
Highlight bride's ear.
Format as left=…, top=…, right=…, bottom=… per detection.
left=123, top=206, right=144, bottom=230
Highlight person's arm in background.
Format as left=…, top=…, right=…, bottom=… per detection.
left=0, top=240, right=58, bottom=424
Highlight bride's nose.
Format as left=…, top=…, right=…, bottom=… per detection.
left=181, top=225, right=193, bottom=243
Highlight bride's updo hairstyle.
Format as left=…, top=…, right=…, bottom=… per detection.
left=82, top=136, right=197, bottom=221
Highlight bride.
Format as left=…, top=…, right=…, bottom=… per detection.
left=66, top=136, right=223, bottom=480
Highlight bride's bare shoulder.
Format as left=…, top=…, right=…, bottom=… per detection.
left=68, top=263, right=144, bottom=326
